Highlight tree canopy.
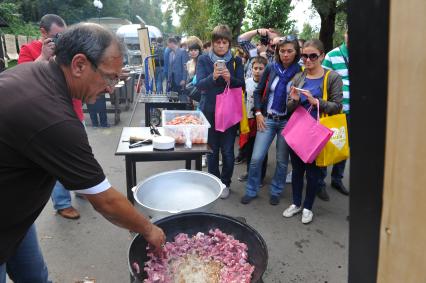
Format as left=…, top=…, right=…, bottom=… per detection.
left=311, top=0, right=347, bottom=52
left=0, top=0, right=163, bottom=28
left=1, top=0, right=347, bottom=49
left=245, top=0, right=295, bottom=35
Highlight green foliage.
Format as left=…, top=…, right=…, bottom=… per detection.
left=171, top=0, right=247, bottom=41
left=208, top=0, right=246, bottom=41
left=174, top=0, right=212, bottom=41
left=162, top=4, right=176, bottom=36
left=299, top=22, right=318, bottom=41
left=2, top=0, right=164, bottom=30
left=128, top=0, right=163, bottom=27
left=0, top=2, right=39, bottom=36
left=309, top=0, right=347, bottom=51
left=333, top=10, right=346, bottom=47
left=246, top=0, right=294, bottom=35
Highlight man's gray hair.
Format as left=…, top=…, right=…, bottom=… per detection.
left=55, top=23, right=125, bottom=67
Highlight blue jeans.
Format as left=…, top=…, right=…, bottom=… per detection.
left=205, top=111, right=238, bottom=187
left=290, top=149, right=320, bottom=210
left=245, top=118, right=290, bottom=197
left=51, top=181, right=72, bottom=210
left=155, top=66, right=164, bottom=93
left=0, top=224, right=51, bottom=283
left=86, top=94, right=108, bottom=127
left=319, top=159, right=347, bottom=186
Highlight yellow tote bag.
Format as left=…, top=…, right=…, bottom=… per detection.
left=316, top=71, right=350, bottom=167
left=240, top=89, right=250, bottom=134
left=233, top=60, right=250, bottom=134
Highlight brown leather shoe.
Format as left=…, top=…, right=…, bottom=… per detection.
left=57, top=206, right=80, bottom=219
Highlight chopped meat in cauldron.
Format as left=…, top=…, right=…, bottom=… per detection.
left=143, top=229, right=254, bottom=283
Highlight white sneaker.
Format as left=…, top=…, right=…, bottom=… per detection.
left=220, top=187, right=230, bottom=199
left=286, top=170, right=292, bottom=184
left=202, top=156, right=206, bottom=168
left=283, top=204, right=302, bottom=218
left=301, top=208, right=314, bottom=224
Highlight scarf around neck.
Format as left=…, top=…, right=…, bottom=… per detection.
left=208, top=50, right=233, bottom=64
left=271, top=62, right=301, bottom=113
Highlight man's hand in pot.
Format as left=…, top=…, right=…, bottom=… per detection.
left=83, top=187, right=167, bottom=254
left=143, top=224, right=166, bottom=254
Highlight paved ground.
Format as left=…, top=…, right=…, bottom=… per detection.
left=31, top=105, right=349, bottom=283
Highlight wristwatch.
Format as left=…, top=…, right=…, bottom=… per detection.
left=255, top=111, right=262, bottom=116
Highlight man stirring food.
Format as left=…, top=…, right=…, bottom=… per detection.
left=0, top=23, right=165, bottom=282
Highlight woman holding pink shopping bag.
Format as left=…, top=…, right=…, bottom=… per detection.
left=196, top=25, right=245, bottom=199
left=241, top=36, right=302, bottom=206
left=283, top=39, right=343, bottom=224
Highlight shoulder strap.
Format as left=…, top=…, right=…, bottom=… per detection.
left=322, top=70, right=331, bottom=101
left=321, top=70, right=331, bottom=118
left=338, top=46, right=349, bottom=68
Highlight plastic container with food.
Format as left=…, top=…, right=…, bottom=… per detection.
left=162, top=110, right=211, bottom=144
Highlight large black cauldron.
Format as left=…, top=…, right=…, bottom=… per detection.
left=128, top=212, right=268, bottom=283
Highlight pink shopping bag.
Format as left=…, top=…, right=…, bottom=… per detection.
left=281, top=103, right=333, bottom=163
left=215, top=84, right=243, bottom=132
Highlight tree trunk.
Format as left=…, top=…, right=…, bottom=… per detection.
left=319, top=10, right=336, bottom=53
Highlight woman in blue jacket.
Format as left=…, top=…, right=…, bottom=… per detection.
left=241, top=36, right=301, bottom=205
left=196, top=25, right=245, bottom=199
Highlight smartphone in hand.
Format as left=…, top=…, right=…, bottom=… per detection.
left=215, top=59, right=226, bottom=70
left=293, top=87, right=306, bottom=92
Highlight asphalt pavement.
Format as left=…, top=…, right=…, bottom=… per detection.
left=31, top=104, right=349, bottom=283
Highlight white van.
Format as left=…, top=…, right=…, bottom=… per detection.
left=116, top=24, right=162, bottom=66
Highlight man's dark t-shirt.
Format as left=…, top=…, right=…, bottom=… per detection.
left=0, top=61, right=106, bottom=263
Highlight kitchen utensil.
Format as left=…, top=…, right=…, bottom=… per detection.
left=152, top=136, right=175, bottom=150
left=132, top=170, right=225, bottom=220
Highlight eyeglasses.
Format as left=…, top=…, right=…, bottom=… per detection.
left=86, top=55, right=120, bottom=88
left=97, top=68, right=120, bottom=88
left=301, top=53, right=321, bottom=61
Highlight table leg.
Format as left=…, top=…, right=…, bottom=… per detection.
left=195, top=155, right=202, bottom=171
left=145, top=103, right=150, bottom=127
left=125, top=157, right=136, bottom=204
left=185, top=159, right=191, bottom=170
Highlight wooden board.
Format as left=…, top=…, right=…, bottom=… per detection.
left=17, top=35, right=28, bottom=50
left=377, top=0, right=426, bottom=282
left=137, top=27, right=156, bottom=91
left=4, top=34, right=18, bottom=60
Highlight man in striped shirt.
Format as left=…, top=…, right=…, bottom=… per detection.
left=317, top=31, right=350, bottom=201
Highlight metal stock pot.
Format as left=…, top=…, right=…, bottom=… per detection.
left=132, top=169, right=226, bottom=221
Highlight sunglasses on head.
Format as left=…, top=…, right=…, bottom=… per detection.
left=272, top=35, right=298, bottom=49
left=278, top=35, right=298, bottom=43
left=301, top=53, right=321, bottom=61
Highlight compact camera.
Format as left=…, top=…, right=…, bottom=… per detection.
left=50, top=33, right=61, bottom=45
left=260, top=35, right=269, bottom=46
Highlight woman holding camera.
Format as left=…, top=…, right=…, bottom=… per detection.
left=283, top=39, right=343, bottom=224
left=241, top=36, right=301, bottom=206
left=196, top=25, right=245, bottom=199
